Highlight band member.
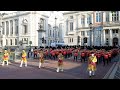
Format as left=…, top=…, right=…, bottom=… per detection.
left=56, top=51, right=64, bottom=72
left=2, top=50, right=9, bottom=66
left=87, top=53, right=97, bottom=77
left=74, top=50, right=78, bottom=62
left=38, top=50, right=44, bottom=68
left=20, top=50, right=27, bottom=67
left=81, top=51, right=85, bottom=62
left=103, top=52, right=109, bottom=66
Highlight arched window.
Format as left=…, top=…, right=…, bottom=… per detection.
left=22, top=19, right=28, bottom=34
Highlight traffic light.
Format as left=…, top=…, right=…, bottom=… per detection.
left=42, top=37, right=44, bottom=43
left=84, top=37, right=87, bottom=43
left=77, top=36, right=80, bottom=43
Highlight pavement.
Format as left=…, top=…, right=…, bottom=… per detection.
left=0, top=56, right=115, bottom=79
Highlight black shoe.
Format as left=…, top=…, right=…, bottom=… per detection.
left=89, top=75, right=92, bottom=77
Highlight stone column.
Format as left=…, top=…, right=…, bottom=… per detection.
left=109, top=29, right=113, bottom=46
left=103, top=12, right=106, bottom=23
left=109, top=11, right=112, bottom=22
left=85, top=14, right=88, bottom=27
left=103, top=29, right=106, bottom=46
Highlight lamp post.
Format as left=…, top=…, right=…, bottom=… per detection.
left=55, top=17, right=57, bottom=44
left=89, top=23, right=93, bottom=47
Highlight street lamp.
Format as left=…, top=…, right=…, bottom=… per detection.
left=55, top=17, right=57, bottom=44
left=89, top=23, right=93, bottom=47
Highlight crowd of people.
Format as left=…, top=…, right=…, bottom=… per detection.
left=0, top=45, right=120, bottom=77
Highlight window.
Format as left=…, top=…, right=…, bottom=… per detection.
left=106, top=12, right=109, bottom=22
left=70, top=22, right=73, bottom=31
left=70, top=38, right=71, bottom=42
left=15, top=39, right=17, bottom=45
left=81, top=16, right=85, bottom=25
left=112, top=29, right=118, bottom=33
left=24, top=38, right=26, bottom=41
left=81, top=31, right=85, bottom=36
left=112, top=30, right=115, bottom=33
left=10, top=39, right=12, bottom=45
left=96, top=12, right=101, bottom=22
left=55, top=31, right=57, bottom=38
left=15, top=19, right=18, bottom=35
left=116, top=29, right=118, bottom=33
left=70, top=16, right=73, bottom=19
left=6, top=21, right=9, bottom=35
left=10, top=20, right=13, bottom=35
left=24, top=25, right=27, bottom=34
left=6, top=39, right=8, bottom=45
left=2, top=22, right=5, bottom=35
left=27, top=38, right=28, bottom=44
left=72, top=38, right=73, bottom=42
left=112, top=11, right=119, bottom=22
left=87, top=14, right=92, bottom=24
left=87, top=31, right=89, bottom=35
left=53, top=30, right=54, bottom=37
left=50, top=30, right=51, bottom=36
left=58, top=31, right=59, bottom=37
left=105, top=29, right=109, bottom=34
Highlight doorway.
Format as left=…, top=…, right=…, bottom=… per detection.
left=113, top=37, right=118, bottom=46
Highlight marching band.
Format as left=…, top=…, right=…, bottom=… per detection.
left=0, top=45, right=120, bottom=77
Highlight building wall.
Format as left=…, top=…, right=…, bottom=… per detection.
left=63, top=11, right=120, bottom=46
left=0, top=11, right=49, bottom=48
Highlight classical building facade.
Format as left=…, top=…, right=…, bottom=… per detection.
left=46, top=11, right=64, bottom=46
left=63, top=11, right=120, bottom=46
left=0, top=11, right=49, bottom=48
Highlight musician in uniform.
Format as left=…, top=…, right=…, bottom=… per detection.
left=20, top=50, right=27, bottom=67
left=56, top=51, right=64, bottom=72
left=2, top=50, right=9, bottom=66
left=87, top=53, right=97, bottom=77
left=38, top=50, right=44, bottom=68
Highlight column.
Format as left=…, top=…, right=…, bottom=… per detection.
left=4, top=21, right=6, bottom=36
left=13, top=20, right=15, bottom=36
left=91, top=13, right=94, bottom=24
left=109, top=11, right=112, bottom=22
left=109, top=29, right=112, bottom=46
left=103, top=29, right=106, bottom=46
left=66, top=18, right=68, bottom=35
left=8, top=21, right=10, bottom=36
left=78, top=14, right=81, bottom=28
left=76, top=14, right=79, bottom=30
left=85, top=14, right=88, bottom=27
left=119, top=11, right=120, bottom=22
left=103, top=12, right=106, bottom=23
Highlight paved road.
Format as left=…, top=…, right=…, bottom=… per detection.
left=0, top=57, right=115, bottom=79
